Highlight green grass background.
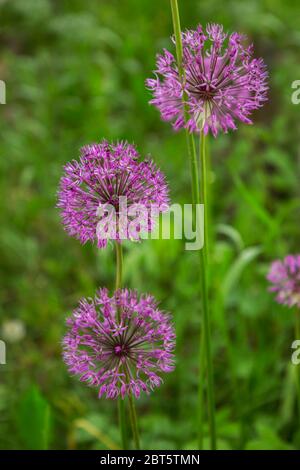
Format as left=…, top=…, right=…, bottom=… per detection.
left=0, top=0, right=300, bottom=450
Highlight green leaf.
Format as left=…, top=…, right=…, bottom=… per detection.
left=17, top=386, right=51, bottom=450
left=245, top=422, right=294, bottom=450
left=222, top=246, right=262, bottom=304
left=231, top=172, right=277, bottom=231
left=217, top=224, right=244, bottom=252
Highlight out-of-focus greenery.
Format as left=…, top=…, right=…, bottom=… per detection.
left=0, top=0, right=300, bottom=450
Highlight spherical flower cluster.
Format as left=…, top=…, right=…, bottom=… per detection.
left=267, top=255, right=300, bottom=308
left=146, top=23, right=268, bottom=136
left=57, top=140, right=169, bottom=248
left=63, top=288, right=176, bottom=399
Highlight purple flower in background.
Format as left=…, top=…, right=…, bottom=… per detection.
left=57, top=140, right=169, bottom=248
left=267, top=255, right=300, bottom=308
left=146, top=23, right=268, bottom=136
left=63, top=288, right=176, bottom=399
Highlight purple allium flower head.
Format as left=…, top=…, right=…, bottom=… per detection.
left=63, top=288, right=176, bottom=399
left=267, top=255, right=300, bottom=308
left=146, top=23, right=268, bottom=136
left=57, top=140, right=169, bottom=248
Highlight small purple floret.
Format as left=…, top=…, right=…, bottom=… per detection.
left=267, top=255, right=300, bottom=308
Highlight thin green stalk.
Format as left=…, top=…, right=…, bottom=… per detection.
left=115, top=242, right=123, bottom=295
left=127, top=381, right=141, bottom=450
left=197, top=335, right=206, bottom=449
left=115, top=242, right=140, bottom=450
left=170, top=0, right=183, bottom=74
left=170, top=0, right=217, bottom=449
left=203, top=134, right=213, bottom=262
left=115, top=242, right=128, bottom=450
left=199, top=131, right=216, bottom=450
left=200, top=133, right=209, bottom=265
left=118, top=399, right=127, bottom=450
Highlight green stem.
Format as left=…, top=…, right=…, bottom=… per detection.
left=200, top=133, right=209, bottom=265
left=170, top=0, right=217, bottom=450
left=115, top=242, right=123, bottom=295
left=118, top=399, right=127, bottom=450
left=115, top=242, right=128, bottom=450
left=115, top=242, right=140, bottom=450
left=197, top=335, right=206, bottom=449
left=128, top=384, right=141, bottom=449
left=199, top=131, right=216, bottom=450
left=170, top=0, right=183, bottom=74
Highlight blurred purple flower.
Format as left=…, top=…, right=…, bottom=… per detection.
left=146, top=23, right=268, bottom=136
left=57, top=140, right=169, bottom=248
left=63, top=288, right=176, bottom=399
left=267, top=255, right=300, bottom=308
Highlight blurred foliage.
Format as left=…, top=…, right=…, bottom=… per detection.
left=17, top=386, right=52, bottom=450
left=0, top=0, right=300, bottom=450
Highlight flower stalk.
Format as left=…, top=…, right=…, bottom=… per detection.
left=170, top=0, right=217, bottom=450
left=199, top=130, right=216, bottom=449
left=115, top=242, right=140, bottom=450
left=126, top=369, right=141, bottom=450
left=115, top=242, right=128, bottom=449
